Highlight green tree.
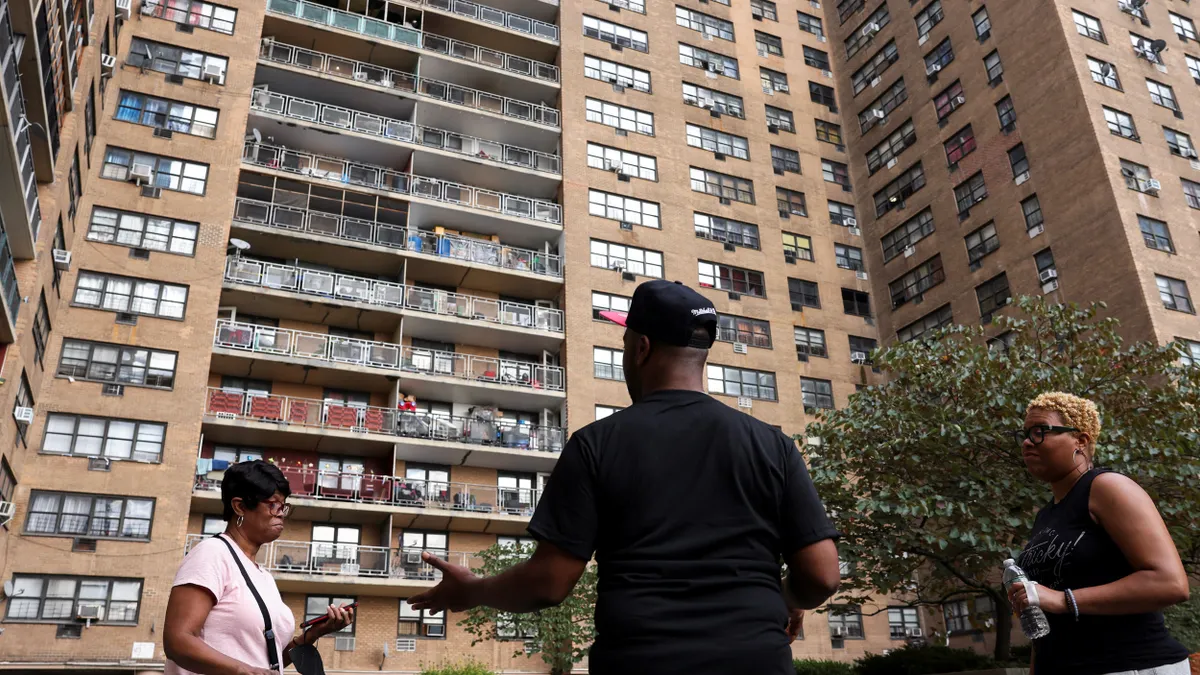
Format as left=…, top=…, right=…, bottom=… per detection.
left=456, top=542, right=597, bottom=675
left=804, top=297, right=1200, bottom=661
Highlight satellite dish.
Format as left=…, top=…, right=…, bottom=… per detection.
left=1130, top=0, right=1147, bottom=8
left=3, top=580, right=12, bottom=598
left=1100, top=62, right=1113, bottom=78
left=251, top=128, right=262, bottom=144
left=1151, top=39, right=1168, bottom=53
left=228, top=238, right=251, bottom=251
left=1120, top=167, right=1135, bottom=177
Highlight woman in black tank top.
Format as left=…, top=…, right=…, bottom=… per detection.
left=1010, top=392, right=1190, bottom=675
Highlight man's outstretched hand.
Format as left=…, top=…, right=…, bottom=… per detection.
left=786, top=608, right=804, bottom=644
left=409, top=552, right=481, bottom=613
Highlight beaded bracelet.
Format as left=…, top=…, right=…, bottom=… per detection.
left=1065, top=588, right=1079, bottom=621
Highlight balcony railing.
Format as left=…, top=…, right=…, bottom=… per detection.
left=196, top=468, right=542, bottom=515
left=242, top=141, right=562, bottom=225
left=408, top=0, right=557, bottom=41
left=251, top=89, right=560, bottom=176
left=265, top=0, right=559, bottom=83
left=213, top=321, right=566, bottom=391
left=260, top=41, right=560, bottom=129
left=203, top=387, right=567, bottom=452
left=231, top=197, right=564, bottom=278
left=225, top=256, right=565, bottom=333
left=0, top=232, right=19, bottom=323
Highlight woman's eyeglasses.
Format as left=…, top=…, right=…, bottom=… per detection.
left=1012, top=425, right=1079, bottom=446
left=263, top=500, right=293, bottom=517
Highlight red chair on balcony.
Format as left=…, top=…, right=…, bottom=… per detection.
left=284, top=467, right=314, bottom=497
left=360, top=474, right=387, bottom=502
left=208, top=390, right=244, bottom=415
left=250, top=396, right=284, bottom=421
left=326, top=405, right=358, bottom=429
left=363, top=408, right=385, bottom=432
left=288, top=400, right=309, bottom=425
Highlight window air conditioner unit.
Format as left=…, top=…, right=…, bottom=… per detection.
left=12, top=406, right=33, bottom=426
left=831, top=626, right=845, bottom=637
left=202, top=63, right=224, bottom=84
left=861, top=22, right=879, bottom=38
left=395, top=638, right=417, bottom=652
left=426, top=624, right=446, bottom=637
left=116, top=0, right=131, bottom=19
left=1043, top=279, right=1059, bottom=293
left=1028, top=224, right=1045, bottom=238
left=926, top=63, right=942, bottom=75
left=1185, top=148, right=1199, bottom=159
left=776, top=83, right=789, bottom=93
left=129, top=163, right=154, bottom=183
left=856, top=270, right=868, bottom=280
left=0, top=501, right=13, bottom=526
left=870, top=109, right=886, bottom=120
left=100, top=53, right=116, bottom=75
left=334, top=636, right=356, bottom=651
left=76, top=603, right=104, bottom=620
left=844, top=216, right=858, bottom=227
left=733, top=342, right=748, bottom=354
left=851, top=351, right=868, bottom=364
left=903, top=245, right=915, bottom=258
left=751, top=7, right=762, bottom=17
left=405, top=550, right=423, bottom=565
left=141, top=0, right=157, bottom=15
left=906, top=626, right=923, bottom=637
left=784, top=250, right=797, bottom=263
left=1145, top=178, right=1162, bottom=191
left=88, top=457, right=112, bottom=471
left=763, top=85, right=775, bottom=96
left=1038, top=268, right=1058, bottom=283
left=52, top=249, right=71, bottom=270
left=849, top=226, right=862, bottom=236
left=1015, top=171, right=1030, bottom=185
left=953, top=94, right=966, bottom=105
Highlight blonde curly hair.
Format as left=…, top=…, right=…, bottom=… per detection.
left=1026, top=392, right=1101, bottom=454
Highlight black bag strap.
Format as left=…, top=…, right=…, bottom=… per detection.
left=215, top=534, right=281, bottom=672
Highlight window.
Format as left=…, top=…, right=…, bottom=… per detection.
left=1088, top=57, right=1120, bottom=89
left=86, top=207, right=198, bottom=256
left=965, top=221, right=999, bottom=265
left=783, top=233, right=814, bottom=261
left=152, top=0, right=236, bottom=33
left=679, top=43, right=739, bottom=79
left=1179, top=338, right=1200, bottom=366
left=797, top=11, right=823, bottom=37
left=976, top=273, right=1012, bottom=320
left=687, top=124, right=750, bottom=160
left=822, top=159, right=851, bottom=190
left=84, top=86, right=96, bottom=159
left=73, top=271, right=188, bottom=319
left=588, top=189, right=660, bottom=229
left=583, top=16, right=648, bottom=51
left=6, top=575, right=143, bottom=623
left=1139, top=216, right=1174, bottom=252
left=675, top=6, right=735, bottom=41
left=1009, top=144, right=1029, bottom=179
left=1022, top=194, right=1044, bottom=232
left=766, top=105, right=795, bottom=132
left=944, top=125, right=976, bottom=165
left=398, top=599, right=445, bottom=639
left=57, top=339, right=178, bottom=389
left=26, top=491, right=154, bottom=540
left=801, top=377, right=834, bottom=410
left=698, top=261, right=766, bottom=297
left=32, top=293, right=50, bottom=367
left=589, top=240, right=664, bottom=278
left=53, top=220, right=66, bottom=293
left=809, top=82, right=836, bottom=111
left=1104, top=106, right=1132, bottom=139
left=831, top=202, right=858, bottom=229
left=592, top=291, right=631, bottom=320
left=984, top=50, right=1003, bottom=84
left=587, top=142, right=657, bottom=180
left=852, top=40, right=899, bottom=95
left=842, top=288, right=871, bottom=317
left=882, top=208, right=934, bottom=262
left=1158, top=275, right=1194, bottom=312
left=598, top=0, right=643, bottom=12
left=593, top=347, right=624, bottom=380
left=973, top=7, right=990, bottom=39
left=915, top=0, right=943, bottom=39
left=1182, top=178, right=1200, bottom=209
left=306, top=596, right=355, bottom=634
left=1164, top=127, right=1196, bottom=157
left=837, top=0, right=864, bottom=24
left=829, top=607, right=864, bottom=639
left=756, top=32, right=783, bottom=57
left=1188, top=54, right=1200, bottom=82
left=67, top=153, right=81, bottom=226
left=771, top=146, right=801, bottom=173
left=115, top=91, right=219, bottom=139
left=943, top=600, right=970, bottom=633
left=996, top=95, right=1016, bottom=130
left=690, top=167, right=754, bottom=204
left=585, top=98, right=654, bottom=135
left=718, top=315, right=772, bottom=347
left=1072, top=10, right=1104, bottom=42
left=835, top=244, right=864, bottom=271
left=873, top=162, right=926, bottom=217
left=1147, top=79, right=1179, bottom=111
left=845, top=4, right=889, bottom=59
left=924, top=38, right=954, bottom=74
left=706, top=365, right=777, bottom=400
left=595, top=405, right=623, bottom=420
left=585, top=55, right=651, bottom=92
left=101, top=147, right=209, bottom=195
left=858, top=78, right=907, bottom=133
left=202, top=515, right=226, bottom=535
left=0, top=457, right=14, bottom=504
left=751, top=0, right=777, bottom=19
left=866, top=119, right=916, bottom=175
left=100, top=24, right=111, bottom=99
left=13, top=372, right=33, bottom=445
left=816, top=120, right=843, bottom=147
left=1035, top=249, right=1057, bottom=290
left=683, top=83, right=745, bottom=118
left=898, top=304, right=953, bottom=342
left=794, top=328, right=826, bottom=361
left=695, top=213, right=760, bottom=249
left=889, top=256, right=944, bottom=307
left=934, top=80, right=965, bottom=121
left=953, top=172, right=988, bottom=214
left=849, top=336, right=877, bottom=364
left=802, top=48, right=829, bottom=71
left=1171, top=12, right=1197, bottom=41
left=777, top=188, right=807, bottom=216
left=789, top=278, right=821, bottom=309
left=128, top=38, right=228, bottom=82
left=42, top=413, right=165, bottom=463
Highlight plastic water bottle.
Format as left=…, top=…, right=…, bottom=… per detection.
left=1003, top=559, right=1050, bottom=639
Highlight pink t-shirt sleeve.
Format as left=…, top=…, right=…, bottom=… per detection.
left=173, top=538, right=232, bottom=603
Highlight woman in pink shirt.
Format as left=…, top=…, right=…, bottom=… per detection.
left=164, top=460, right=354, bottom=675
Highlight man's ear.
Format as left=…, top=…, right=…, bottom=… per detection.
left=634, top=334, right=653, bottom=365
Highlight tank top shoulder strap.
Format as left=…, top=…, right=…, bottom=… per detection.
left=1062, top=467, right=1109, bottom=512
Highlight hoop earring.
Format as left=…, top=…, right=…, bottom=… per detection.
left=236, top=515, right=244, bottom=528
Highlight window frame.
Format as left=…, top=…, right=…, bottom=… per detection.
left=976, top=272, right=1012, bottom=320
left=588, top=189, right=661, bottom=229
left=694, top=213, right=760, bottom=249
left=953, top=171, right=988, bottom=215
left=584, top=97, right=654, bottom=136
left=25, top=490, right=155, bottom=541
left=801, top=377, right=834, bottom=410
left=690, top=166, right=755, bottom=204
left=698, top=260, right=767, bottom=297
left=788, top=278, right=821, bottom=309
left=965, top=221, right=1000, bottom=264
left=706, top=364, right=778, bottom=401
left=5, top=574, right=144, bottom=624
left=983, top=49, right=1003, bottom=84
left=1157, top=275, right=1194, bottom=313
left=586, top=142, right=658, bottom=181
left=898, top=304, right=953, bottom=342
left=593, top=346, right=625, bottom=381
left=683, top=82, right=745, bottom=118
left=934, top=79, right=965, bottom=122
left=873, top=162, right=926, bottom=216
left=56, top=339, right=179, bottom=389
left=114, top=90, right=219, bottom=139
left=100, top=146, right=209, bottom=195
left=583, top=15, right=648, bottom=52
left=888, top=255, right=945, bottom=307
left=679, top=42, right=739, bottom=79
left=40, top=412, right=166, bottom=463
left=128, top=37, right=228, bottom=83
left=881, top=208, right=934, bottom=262
left=718, top=314, right=772, bottom=348
left=1072, top=10, right=1105, bottom=42
left=85, top=206, right=199, bottom=256
left=842, top=288, right=872, bottom=317
left=687, top=123, right=750, bottom=160
left=585, top=55, right=651, bottom=92
left=1138, top=215, right=1175, bottom=253
left=588, top=239, right=664, bottom=278
left=777, top=187, right=807, bottom=216
left=72, top=270, right=189, bottom=320
left=1088, top=57, right=1121, bottom=89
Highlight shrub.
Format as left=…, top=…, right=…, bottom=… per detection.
left=420, top=661, right=496, bottom=675
left=1164, top=590, right=1200, bottom=653
left=855, top=644, right=997, bottom=675
left=793, top=659, right=857, bottom=675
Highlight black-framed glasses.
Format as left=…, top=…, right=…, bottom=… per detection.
left=263, top=500, right=292, bottom=517
left=1012, top=425, right=1079, bottom=446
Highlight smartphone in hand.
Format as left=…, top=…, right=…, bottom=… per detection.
left=299, top=601, right=358, bottom=628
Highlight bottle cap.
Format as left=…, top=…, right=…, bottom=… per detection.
left=1003, top=558, right=1016, bottom=567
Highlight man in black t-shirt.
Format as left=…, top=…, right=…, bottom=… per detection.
left=410, top=280, right=842, bottom=675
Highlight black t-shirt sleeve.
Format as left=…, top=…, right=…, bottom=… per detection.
left=778, top=435, right=840, bottom=554
left=527, top=432, right=599, bottom=561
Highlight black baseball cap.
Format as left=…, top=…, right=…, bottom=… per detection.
left=599, top=280, right=718, bottom=348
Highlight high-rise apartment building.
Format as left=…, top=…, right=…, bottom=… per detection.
left=0, top=0, right=975, bottom=665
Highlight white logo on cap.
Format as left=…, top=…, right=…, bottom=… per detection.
left=690, top=307, right=717, bottom=316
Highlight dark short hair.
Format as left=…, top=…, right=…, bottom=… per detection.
left=221, top=460, right=291, bottom=521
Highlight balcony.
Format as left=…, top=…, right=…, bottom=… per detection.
left=264, top=0, right=559, bottom=98
left=258, top=40, right=559, bottom=148
left=0, top=24, right=40, bottom=259
left=397, top=0, right=558, bottom=42
left=0, top=230, right=18, bottom=339
left=202, top=387, right=563, bottom=471
left=249, top=88, right=561, bottom=196
left=223, top=256, right=564, bottom=351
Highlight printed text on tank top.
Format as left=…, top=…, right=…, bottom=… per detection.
left=1019, top=528, right=1085, bottom=588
